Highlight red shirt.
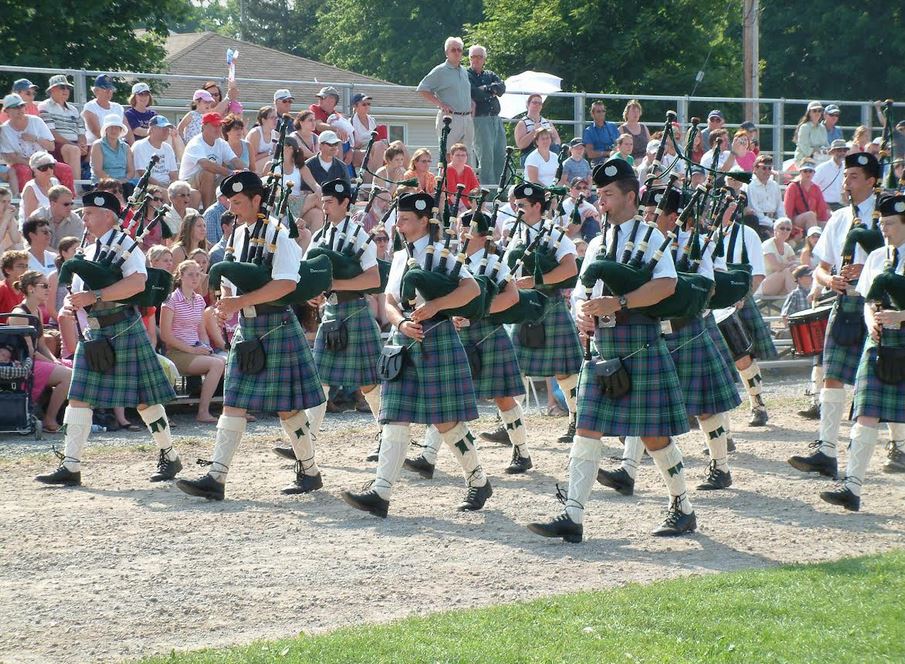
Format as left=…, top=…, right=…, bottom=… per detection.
left=0, top=281, right=25, bottom=322
left=309, top=103, right=329, bottom=133
left=445, top=165, right=480, bottom=207
left=784, top=180, right=830, bottom=222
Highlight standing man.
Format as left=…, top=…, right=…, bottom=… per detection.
left=35, top=191, right=182, bottom=487
left=417, top=37, right=475, bottom=161
left=582, top=101, right=619, bottom=167
left=467, top=44, right=506, bottom=186
left=813, top=139, right=848, bottom=212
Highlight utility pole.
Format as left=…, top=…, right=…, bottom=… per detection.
left=743, top=0, right=760, bottom=122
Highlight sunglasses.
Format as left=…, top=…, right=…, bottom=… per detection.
left=36, top=164, right=54, bottom=172
left=374, top=236, right=389, bottom=242
left=152, top=197, right=165, bottom=203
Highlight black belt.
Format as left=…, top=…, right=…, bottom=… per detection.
left=614, top=310, right=659, bottom=326
left=333, top=292, right=365, bottom=304
left=450, top=111, right=471, bottom=116
left=88, top=307, right=135, bottom=328
left=241, top=303, right=290, bottom=317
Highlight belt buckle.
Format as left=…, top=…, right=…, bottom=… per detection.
left=87, top=317, right=100, bottom=331
left=242, top=305, right=257, bottom=318
left=660, top=320, right=673, bottom=335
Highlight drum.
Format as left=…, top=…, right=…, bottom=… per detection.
left=788, top=304, right=832, bottom=357
left=713, top=307, right=753, bottom=361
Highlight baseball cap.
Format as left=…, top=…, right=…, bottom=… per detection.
left=149, top=115, right=174, bottom=129
left=201, top=112, right=222, bottom=127
left=29, top=151, right=56, bottom=170
left=792, top=265, right=812, bottom=279
left=193, top=89, right=215, bottom=103
left=739, top=121, right=757, bottom=131
left=94, top=74, right=116, bottom=90
left=646, top=139, right=660, bottom=153
left=351, top=93, right=372, bottom=106
left=1, top=93, right=26, bottom=110
left=824, top=103, right=840, bottom=115
left=799, top=159, right=817, bottom=171
left=317, top=86, right=340, bottom=99
left=708, top=109, right=724, bottom=120
left=131, top=82, right=151, bottom=95
left=829, top=138, right=847, bottom=151
left=273, top=88, right=294, bottom=102
left=12, top=79, right=37, bottom=92
left=806, top=226, right=823, bottom=238
left=568, top=137, right=584, bottom=147
left=806, top=100, right=823, bottom=112
left=319, top=130, right=341, bottom=145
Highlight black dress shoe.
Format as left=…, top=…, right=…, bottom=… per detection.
left=282, top=465, right=323, bottom=495
left=527, top=513, right=583, bottom=543
left=883, top=443, right=905, bottom=474
left=35, top=465, right=81, bottom=486
left=149, top=450, right=182, bottom=482
left=819, top=483, right=860, bottom=511
left=788, top=443, right=838, bottom=478
left=652, top=500, right=697, bottom=536
left=748, top=407, right=769, bottom=427
left=505, top=447, right=533, bottom=474
left=175, top=474, right=225, bottom=501
left=798, top=403, right=821, bottom=420
left=340, top=487, right=389, bottom=518
left=697, top=461, right=733, bottom=490
left=458, top=480, right=492, bottom=511
left=273, top=445, right=296, bottom=460
left=596, top=466, right=635, bottom=496
left=479, top=424, right=510, bottom=444
left=365, top=432, right=381, bottom=462
left=403, top=454, right=435, bottom=479
left=557, top=414, right=576, bottom=443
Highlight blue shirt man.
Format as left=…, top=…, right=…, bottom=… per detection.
left=582, top=101, right=619, bottom=166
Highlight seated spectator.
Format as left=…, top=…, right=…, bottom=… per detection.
left=813, top=139, right=848, bottom=211
left=688, top=127, right=705, bottom=164
left=273, top=136, right=322, bottom=229
left=94, top=178, right=127, bottom=210
left=0, top=187, right=24, bottom=252
left=849, top=126, right=871, bottom=153
left=18, top=152, right=59, bottom=225
left=404, top=148, right=437, bottom=194
left=373, top=144, right=406, bottom=196
left=514, top=94, right=561, bottom=166
left=1, top=94, right=74, bottom=193
left=0, top=250, right=28, bottom=317
left=246, top=106, right=277, bottom=174
left=582, top=100, right=619, bottom=166
left=47, top=236, right=80, bottom=321
left=290, top=110, right=318, bottom=163
left=142, top=245, right=175, bottom=349
left=701, top=109, right=725, bottom=150
left=302, top=130, right=347, bottom=209
left=178, top=113, right=244, bottom=209
left=30, top=185, right=83, bottom=248
left=221, top=113, right=250, bottom=170
left=160, top=260, right=225, bottom=423
left=618, top=99, right=650, bottom=162
left=524, top=127, right=558, bottom=186
left=0, top=161, right=17, bottom=195
left=781, top=265, right=815, bottom=323
left=201, top=80, right=242, bottom=117
left=800, top=226, right=822, bottom=270
left=23, top=217, right=57, bottom=276
left=124, top=82, right=156, bottom=142
left=744, top=154, right=784, bottom=238
left=170, top=210, right=208, bottom=264
left=561, top=177, right=600, bottom=242
left=700, top=129, right=736, bottom=172
left=759, top=218, right=798, bottom=296
left=561, top=138, right=591, bottom=187
left=202, top=194, right=228, bottom=246
left=445, top=143, right=480, bottom=206
left=310, top=86, right=347, bottom=140
left=165, top=181, right=199, bottom=238
left=38, top=75, right=87, bottom=182
left=355, top=186, right=391, bottom=232
left=730, top=130, right=756, bottom=171
left=793, top=101, right=829, bottom=164
left=90, top=115, right=135, bottom=188
left=177, top=89, right=216, bottom=145
left=611, top=134, right=635, bottom=165
left=0, top=79, right=40, bottom=122
left=272, top=89, right=295, bottom=134
left=783, top=159, right=830, bottom=236
left=350, top=93, right=386, bottom=177
left=131, top=116, right=178, bottom=188
left=208, top=211, right=235, bottom=265
left=137, top=185, right=166, bottom=250
left=188, top=248, right=211, bottom=302
left=9, top=270, right=72, bottom=432
left=82, top=75, right=125, bottom=144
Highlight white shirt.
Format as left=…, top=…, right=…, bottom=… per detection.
left=744, top=176, right=784, bottom=226
left=225, top=219, right=302, bottom=289
left=0, top=116, right=54, bottom=159
left=496, top=203, right=518, bottom=238
left=813, top=195, right=877, bottom=272
left=857, top=241, right=905, bottom=300
left=132, top=138, right=178, bottom=185
left=675, top=228, right=715, bottom=281
left=557, top=197, right=598, bottom=225
left=502, top=218, right=577, bottom=278
left=351, top=113, right=378, bottom=149
left=71, top=228, right=147, bottom=294
left=723, top=222, right=766, bottom=276
left=700, top=150, right=731, bottom=171
left=27, top=249, right=57, bottom=277
left=306, top=217, right=378, bottom=271
left=524, top=150, right=559, bottom=186
left=82, top=99, right=125, bottom=143
left=465, top=247, right=510, bottom=285
left=18, top=178, right=58, bottom=225
left=178, top=135, right=237, bottom=180
left=812, top=158, right=845, bottom=205
left=385, top=234, right=474, bottom=303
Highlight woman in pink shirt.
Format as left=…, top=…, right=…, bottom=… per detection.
left=731, top=130, right=757, bottom=172
left=783, top=159, right=830, bottom=238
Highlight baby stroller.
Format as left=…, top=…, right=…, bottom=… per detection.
left=0, top=312, right=42, bottom=438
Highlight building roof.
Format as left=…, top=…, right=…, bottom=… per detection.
left=159, top=32, right=431, bottom=112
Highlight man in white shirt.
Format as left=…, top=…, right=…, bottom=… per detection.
left=812, top=139, right=848, bottom=210
left=744, top=153, right=784, bottom=236
left=132, top=116, right=179, bottom=188
left=81, top=75, right=125, bottom=144
left=178, top=112, right=244, bottom=208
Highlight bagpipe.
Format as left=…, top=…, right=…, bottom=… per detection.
left=707, top=187, right=756, bottom=308
left=865, top=243, right=905, bottom=310
left=121, top=155, right=175, bottom=241
left=840, top=189, right=884, bottom=271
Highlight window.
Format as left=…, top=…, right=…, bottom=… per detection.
left=388, top=124, right=407, bottom=144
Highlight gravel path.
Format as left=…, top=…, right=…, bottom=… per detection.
left=1, top=377, right=903, bottom=663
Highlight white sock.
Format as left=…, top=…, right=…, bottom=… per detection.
left=139, top=404, right=177, bottom=461
left=280, top=411, right=319, bottom=476
left=565, top=435, right=605, bottom=524
left=362, top=386, right=381, bottom=423
left=843, top=423, right=880, bottom=497
left=886, top=422, right=905, bottom=444
left=818, top=387, right=847, bottom=458
left=209, top=414, right=246, bottom=483
left=500, top=404, right=529, bottom=457
left=620, top=436, right=645, bottom=480
left=61, top=406, right=93, bottom=472
left=374, top=423, right=410, bottom=500
left=440, top=423, right=487, bottom=487
left=739, top=362, right=765, bottom=410
left=700, top=414, right=729, bottom=472
left=558, top=374, right=579, bottom=416
left=810, top=363, right=824, bottom=397
left=649, top=440, right=693, bottom=514
left=420, top=425, right=443, bottom=464
left=304, top=385, right=329, bottom=438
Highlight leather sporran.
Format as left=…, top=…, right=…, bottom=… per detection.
left=591, top=357, right=632, bottom=399
left=83, top=338, right=115, bottom=374
left=322, top=319, right=348, bottom=352
left=234, top=338, right=266, bottom=375
left=518, top=321, right=546, bottom=349
left=464, top=343, right=482, bottom=378
left=876, top=345, right=905, bottom=385
left=377, top=344, right=406, bottom=382
left=830, top=310, right=865, bottom=347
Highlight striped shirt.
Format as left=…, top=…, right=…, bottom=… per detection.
left=161, top=289, right=205, bottom=346
left=38, top=99, right=85, bottom=142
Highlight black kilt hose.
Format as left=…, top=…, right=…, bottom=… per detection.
left=379, top=317, right=478, bottom=425
left=737, top=295, right=778, bottom=360
left=313, top=296, right=382, bottom=388
left=823, top=294, right=867, bottom=385
left=511, top=295, right=584, bottom=377
left=224, top=309, right=326, bottom=413
left=576, top=319, right=689, bottom=437
left=852, top=325, right=905, bottom=423
left=458, top=318, right=525, bottom=400
left=665, top=316, right=742, bottom=417
left=69, top=306, right=176, bottom=408
left=704, top=311, right=740, bottom=373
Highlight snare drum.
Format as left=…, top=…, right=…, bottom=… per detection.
left=788, top=304, right=832, bottom=357
left=713, top=307, right=753, bottom=361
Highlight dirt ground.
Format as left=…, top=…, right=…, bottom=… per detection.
left=1, top=377, right=903, bottom=664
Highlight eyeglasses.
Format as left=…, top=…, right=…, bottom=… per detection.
left=35, top=164, right=54, bottom=172
left=152, top=197, right=164, bottom=203
left=374, top=236, right=389, bottom=243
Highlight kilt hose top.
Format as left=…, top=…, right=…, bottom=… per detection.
left=224, top=308, right=326, bottom=413
left=737, top=295, right=778, bottom=360
left=664, top=316, right=742, bottom=417
left=852, top=324, right=905, bottom=423
left=458, top=318, right=525, bottom=400
left=379, top=316, right=478, bottom=425
left=510, top=295, right=584, bottom=377
left=312, top=296, right=382, bottom=389
left=823, top=293, right=867, bottom=386
left=68, top=306, right=176, bottom=409
left=577, top=318, right=690, bottom=438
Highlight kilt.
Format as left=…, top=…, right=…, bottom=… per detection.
left=313, top=297, right=382, bottom=388
left=511, top=295, right=583, bottom=377
left=704, top=312, right=738, bottom=372
left=459, top=318, right=525, bottom=400
left=852, top=326, right=905, bottom=423
left=69, top=308, right=176, bottom=408
left=823, top=294, right=867, bottom=385
left=577, top=320, right=689, bottom=437
left=380, top=317, right=478, bottom=425
left=224, top=309, right=325, bottom=412
left=738, top=295, right=778, bottom=360
left=665, top=317, right=742, bottom=416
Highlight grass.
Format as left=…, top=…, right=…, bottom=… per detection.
left=140, top=551, right=905, bottom=663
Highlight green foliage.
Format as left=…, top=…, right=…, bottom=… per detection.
left=138, top=552, right=905, bottom=663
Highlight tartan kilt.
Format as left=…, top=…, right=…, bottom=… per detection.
left=823, top=294, right=867, bottom=385
left=380, top=317, right=478, bottom=425
left=459, top=318, right=525, bottom=400
left=665, top=316, right=742, bottom=416
left=577, top=320, right=689, bottom=437
left=852, top=326, right=905, bottom=423
left=313, top=297, right=382, bottom=388
left=511, top=295, right=583, bottom=377
left=704, top=312, right=739, bottom=372
left=69, top=308, right=176, bottom=408
left=738, top=295, right=778, bottom=360
left=224, top=310, right=325, bottom=413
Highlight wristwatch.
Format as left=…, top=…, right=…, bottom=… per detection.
left=618, top=295, right=628, bottom=310
left=92, top=289, right=103, bottom=303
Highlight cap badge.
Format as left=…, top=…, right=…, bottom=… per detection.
left=857, top=155, right=868, bottom=165
left=895, top=201, right=905, bottom=213
left=604, top=165, right=617, bottom=177
left=232, top=182, right=243, bottom=193
left=93, top=196, right=104, bottom=206
left=415, top=200, right=427, bottom=211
